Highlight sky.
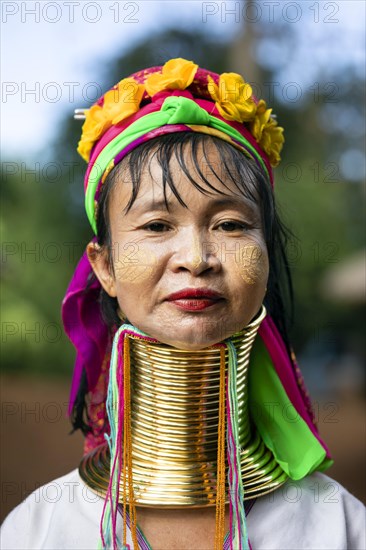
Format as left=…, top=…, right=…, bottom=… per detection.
left=1, top=0, right=365, bottom=160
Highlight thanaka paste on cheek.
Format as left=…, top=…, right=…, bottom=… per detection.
left=235, top=243, right=268, bottom=285
left=113, top=243, right=157, bottom=283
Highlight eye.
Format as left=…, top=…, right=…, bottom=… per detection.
left=143, top=222, right=171, bottom=232
left=216, top=221, right=250, bottom=232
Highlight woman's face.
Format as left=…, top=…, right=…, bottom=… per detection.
left=88, top=141, right=269, bottom=349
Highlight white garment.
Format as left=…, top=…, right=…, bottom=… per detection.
left=1, top=468, right=365, bottom=550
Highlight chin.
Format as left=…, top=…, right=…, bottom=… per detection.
left=133, top=313, right=247, bottom=350
left=155, top=327, right=228, bottom=351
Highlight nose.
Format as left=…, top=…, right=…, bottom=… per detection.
left=169, top=231, right=221, bottom=276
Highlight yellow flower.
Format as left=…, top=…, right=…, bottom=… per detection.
left=103, top=78, right=145, bottom=125
left=207, top=73, right=257, bottom=123
left=250, top=99, right=272, bottom=142
left=258, top=118, right=285, bottom=167
left=145, top=58, right=198, bottom=97
left=77, top=78, right=144, bottom=162
left=77, top=105, right=111, bottom=162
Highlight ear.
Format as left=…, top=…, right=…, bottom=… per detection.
left=86, top=241, right=117, bottom=297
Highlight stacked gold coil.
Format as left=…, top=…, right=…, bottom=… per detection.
left=80, top=306, right=287, bottom=506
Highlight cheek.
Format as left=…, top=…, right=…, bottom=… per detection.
left=112, top=242, right=159, bottom=286
left=235, top=243, right=269, bottom=285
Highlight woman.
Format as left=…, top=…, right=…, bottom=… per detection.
left=1, top=58, right=364, bottom=550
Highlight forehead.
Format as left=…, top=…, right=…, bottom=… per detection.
left=111, top=138, right=260, bottom=214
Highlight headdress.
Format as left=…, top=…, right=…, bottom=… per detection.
left=62, top=58, right=331, bottom=550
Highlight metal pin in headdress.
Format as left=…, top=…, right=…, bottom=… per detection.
left=74, top=108, right=87, bottom=120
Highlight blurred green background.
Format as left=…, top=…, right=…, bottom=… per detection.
left=1, top=3, right=365, bottom=521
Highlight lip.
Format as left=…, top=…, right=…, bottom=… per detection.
left=166, top=288, right=223, bottom=301
left=165, top=288, right=224, bottom=312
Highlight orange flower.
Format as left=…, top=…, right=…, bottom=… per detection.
left=77, top=78, right=144, bottom=162
left=103, top=78, right=145, bottom=125
left=145, top=58, right=198, bottom=97
left=77, top=105, right=111, bottom=162
left=207, top=73, right=257, bottom=123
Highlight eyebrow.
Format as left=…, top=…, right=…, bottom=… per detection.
left=129, top=196, right=258, bottom=215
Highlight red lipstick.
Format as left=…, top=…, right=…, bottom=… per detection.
left=166, top=288, right=224, bottom=311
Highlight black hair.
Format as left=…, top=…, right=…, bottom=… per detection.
left=71, top=132, right=294, bottom=435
